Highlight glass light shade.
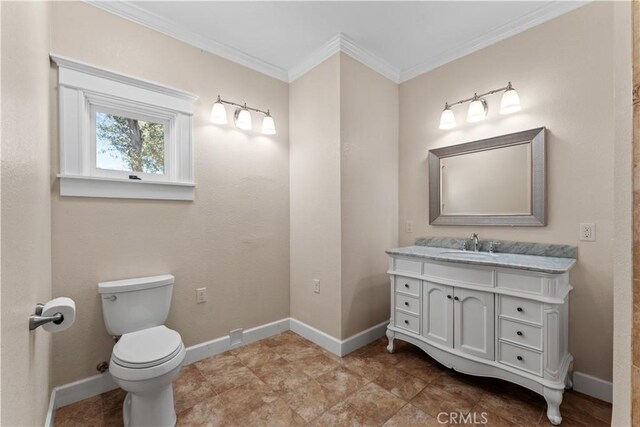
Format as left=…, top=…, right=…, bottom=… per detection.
left=500, top=88, right=521, bottom=114
left=210, top=101, right=227, bottom=124
left=234, top=108, right=252, bottom=130
left=467, top=99, right=487, bottom=122
left=439, top=108, right=456, bottom=130
left=262, top=114, right=276, bottom=135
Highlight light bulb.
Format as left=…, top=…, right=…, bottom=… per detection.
left=262, top=112, right=276, bottom=135
left=467, top=97, right=487, bottom=123
left=210, top=97, right=227, bottom=124
left=234, top=106, right=252, bottom=130
left=439, top=104, right=456, bottom=130
left=500, top=84, right=521, bottom=114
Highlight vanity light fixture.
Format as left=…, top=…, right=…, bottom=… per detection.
left=439, top=81, right=521, bottom=130
left=210, top=96, right=228, bottom=124
left=210, top=95, right=276, bottom=135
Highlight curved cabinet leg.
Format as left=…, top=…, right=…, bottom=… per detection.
left=565, top=363, right=574, bottom=390
left=386, top=328, right=395, bottom=353
left=543, top=387, right=564, bottom=425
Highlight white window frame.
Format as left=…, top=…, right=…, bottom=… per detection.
left=51, top=54, right=198, bottom=201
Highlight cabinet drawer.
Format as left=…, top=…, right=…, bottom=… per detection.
left=395, top=293, right=420, bottom=316
left=499, top=318, right=543, bottom=350
left=395, top=276, right=420, bottom=297
left=498, top=341, right=543, bottom=376
left=499, top=295, right=543, bottom=325
left=394, top=258, right=422, bottom=274
left=395, top=310, right=420, bottom=334
left=496, top=272, right=544, bottom=295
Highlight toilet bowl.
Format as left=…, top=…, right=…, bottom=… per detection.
left=110, top=326, right=186, bottom=427
left=99, top=275, right=184, bottom=427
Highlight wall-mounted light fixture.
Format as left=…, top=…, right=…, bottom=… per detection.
left=210, top=95, right=276, bottom=135
left=439, top=82, right=521, bottom=130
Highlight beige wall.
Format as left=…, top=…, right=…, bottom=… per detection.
left=399, top=1, right=622, bottom=382
left=50, top=2, right=290, bottom=386
left=1, top=1, right=53, bottom=425
left=289, top=54, right=343, bottom=338
left=340, top=54, right=398, bottom=338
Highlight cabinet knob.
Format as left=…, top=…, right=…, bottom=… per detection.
left=404, top=320, right=409, bottom=325
left=517, top=356, right=523, bottom=361
left=516, top=307, right=523, bottom=312
left=404, top=302, right=409, bottom=306
left=454, top=296, right=460, bottom=301
left=516, top=331, right=523, bottom=336
left=447, top=295, right=452, bottom=299
left=404, top=284, right=410, bottom=288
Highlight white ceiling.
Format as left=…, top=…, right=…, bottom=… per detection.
left=89, top=1, right=588, bottom=83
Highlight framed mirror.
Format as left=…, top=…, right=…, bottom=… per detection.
left=428, top=127, right=546, bottom=226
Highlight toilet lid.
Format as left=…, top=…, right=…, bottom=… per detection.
left=112, top=325, right=183, bottom=369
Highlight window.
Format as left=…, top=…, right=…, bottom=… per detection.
left=52, top=55, right=198, bottom=200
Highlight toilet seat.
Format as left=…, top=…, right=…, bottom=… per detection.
left=113, top=326, right=182, bottom=369
left=110, top=326, right=186, bottom=382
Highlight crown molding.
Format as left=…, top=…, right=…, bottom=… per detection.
left=85, top=1, right=289, bottom=82
left=399, top=1, right=589, bottom=83
left=288, top=33, right=400, bottom=83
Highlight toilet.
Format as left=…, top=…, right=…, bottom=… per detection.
left=99, top=274, right=185, bottom=427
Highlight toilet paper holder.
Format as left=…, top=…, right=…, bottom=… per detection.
left=29, top=303, right=64, bottom=331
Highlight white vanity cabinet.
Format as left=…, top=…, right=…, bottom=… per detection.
left=386, top=252, right=574, bottom=425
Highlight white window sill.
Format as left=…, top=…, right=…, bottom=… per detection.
left=58, top=175, right=195, bottom=201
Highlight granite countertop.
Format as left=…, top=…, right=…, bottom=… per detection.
left=386, top=245, right=576, bottom=274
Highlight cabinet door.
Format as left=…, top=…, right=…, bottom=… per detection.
left=454, top=288, right=495, bottom=360
left=422, top=281, right=454, bottom=348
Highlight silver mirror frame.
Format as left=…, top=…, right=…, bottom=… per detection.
left=428, top=127, right=546, bottom=226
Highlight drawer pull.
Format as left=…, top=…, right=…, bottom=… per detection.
left=516, top=331, right=523, bottom=336
left=447, top=295, right=452, bottom=299
left=404, top=320, right=409, bottom=325
left=404, top=302, right=409, bottom=306
left=517, top=356, right=523, bottom=361
left=404, top=284, right=410, bottom=288
left=516, top=307, right=524, bottom=312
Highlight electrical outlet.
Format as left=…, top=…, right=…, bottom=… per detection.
left=579, top=223, right=596, bottom=241
left=405, top=221, right=413, bottom=233
left=313, top=279, right=320, bottom=294
left=196, top=287, right=207, bottom=303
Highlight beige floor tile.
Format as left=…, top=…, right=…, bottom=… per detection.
left=382, top=403, right=440, bottom=427
left=309, top=401, right=377, bottom=427
left=55, top=396, right=103, bottom=427
left=411, top=383, right=475, bottom=418
left=195, top=352, right=241, bottom=375
left=102, top=406, right=123, bottom=427
left=370, top=365, right=428, bottom=400
left=203, top=363, right=264, bottom=394
left=559, top=390, right=612, bottom=425
left=315, top=366, right=370, bottom=400
left=239, top=398, right=307, bottom=427
left=290, top=354, right=343, bottom=378
left=173, top=364, right=217, bottom=414
left=232, top=342, right=283, bottom=368
left=339, top=354, right=387, bottom=381
left=100, top=388, right=126, bottom=414
left=280, top=378, right=342, bottom=422
left=252, top=358, right=315, bottom=394
left=474, top=390, right=544, bottom=426
left=342, top=382, right=406, bottom=425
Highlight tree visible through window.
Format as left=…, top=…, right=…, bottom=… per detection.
left=96, top=112, right=165, bottom=174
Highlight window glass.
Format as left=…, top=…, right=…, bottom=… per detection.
left=96, top=111, right=165, bottom=175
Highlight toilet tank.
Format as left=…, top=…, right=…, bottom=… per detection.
left=98, top=274, right=174, bottom=336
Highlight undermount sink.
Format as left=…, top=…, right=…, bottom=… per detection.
left=439, top=250, right=497, bottom=258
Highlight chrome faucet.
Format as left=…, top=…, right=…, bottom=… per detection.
left=471, top=233, right=480, bottom=252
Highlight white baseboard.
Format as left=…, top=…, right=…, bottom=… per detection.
left=289, top=318, right=388, bottom=356
left=573, top=371, right=612, bottom=403
left=289, top=318, right=343, bottom=356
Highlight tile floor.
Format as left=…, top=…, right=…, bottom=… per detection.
left=54, top=331, right=612, bottom=426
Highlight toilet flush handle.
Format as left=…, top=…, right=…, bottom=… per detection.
left=103, top=295, right=117, bottom=301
